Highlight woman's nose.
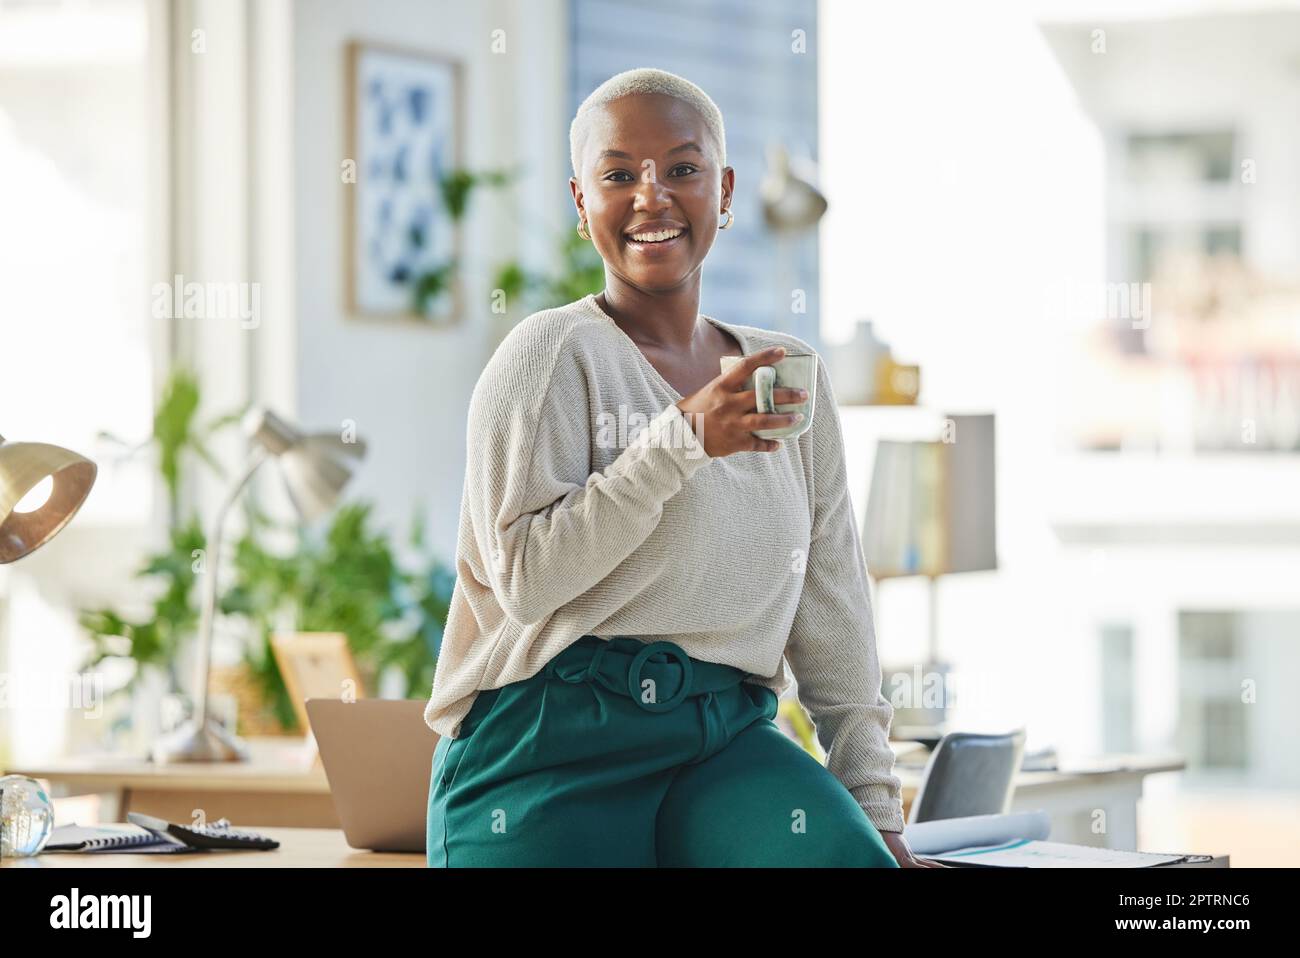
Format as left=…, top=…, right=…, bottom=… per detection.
left=632, top=167, right=672, bottom=211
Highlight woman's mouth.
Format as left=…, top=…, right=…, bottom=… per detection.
left=624, top=226, right=688, bottom=253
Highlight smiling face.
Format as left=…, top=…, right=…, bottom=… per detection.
left=570, top=93, right=733, bottom=294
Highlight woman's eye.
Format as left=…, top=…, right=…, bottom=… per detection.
left=604, top=170, right=634, bottom=182
left=669, top=164, right=698, bottom=176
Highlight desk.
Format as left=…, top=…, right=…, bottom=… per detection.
left=5, top=738, right=339, bottom=828
left=1, top=828, right=422, bottom=868
left=897, top=752, right=1187, bottom=850
left=0, top=826, right=1226, bottom=868
left=9, top=745, right=1185, bottom=847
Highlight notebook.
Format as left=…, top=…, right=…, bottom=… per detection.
left=45, top=824, right=202, bottom=854
left=45, top=813, right=281, bottom=853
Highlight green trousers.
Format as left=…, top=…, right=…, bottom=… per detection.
left=426, top=635, right=899, bottom=867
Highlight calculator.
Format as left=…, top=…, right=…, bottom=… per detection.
left=127, top=812, right=281, bottom=850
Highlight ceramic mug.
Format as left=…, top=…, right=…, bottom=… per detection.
left=719, top=351, right=817, bottom=440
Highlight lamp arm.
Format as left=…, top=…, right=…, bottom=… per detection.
left=192, top=445, right=269, bottom=727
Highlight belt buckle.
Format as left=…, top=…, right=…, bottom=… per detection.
left=627, top=641, right=694, bottom=713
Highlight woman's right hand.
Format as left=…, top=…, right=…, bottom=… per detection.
left=675, top=345, right=808, bottom=457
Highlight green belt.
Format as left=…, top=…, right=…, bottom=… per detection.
left=543, top=635, right=750, bottom=714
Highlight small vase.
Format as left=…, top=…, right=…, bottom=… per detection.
left=0, top=774, right=55, bottom=858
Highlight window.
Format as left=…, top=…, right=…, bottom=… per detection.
left=0, top=0, right=164, bottom=764
left=0, top=0, right=161, bottom=524
left=1178, top=612, right=1248, bottom=773
left=1099, top=623, right=1135, bottom=754
left=1109, top=127, right=1244, bottom=288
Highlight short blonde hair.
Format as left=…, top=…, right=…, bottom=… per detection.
left=569, top=67, right=727, bottom=182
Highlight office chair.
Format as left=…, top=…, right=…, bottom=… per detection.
left=907, top=728, right=1027, bottom=824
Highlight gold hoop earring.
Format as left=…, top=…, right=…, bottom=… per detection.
left=577, top=218, right=591, bottom=241
left=719, top=208, right=734, bottom=230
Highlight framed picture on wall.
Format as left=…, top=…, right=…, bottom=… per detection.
left=346, top=41, right=463, bottom=324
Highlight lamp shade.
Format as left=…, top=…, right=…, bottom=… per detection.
left=244, top=408, right=366, bottom=522
left=759, top=142, right=828, bottom=233
left=0, top=434, right=97, bottom=563
left=862, top=414, right=997, bottom=579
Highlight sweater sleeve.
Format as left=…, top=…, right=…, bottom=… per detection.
left=783, top=354, right=905, bottom=834
left=467, top=328, right=712, bottom=627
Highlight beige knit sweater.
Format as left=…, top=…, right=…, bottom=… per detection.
left=423, top=293, right=904, bottom=833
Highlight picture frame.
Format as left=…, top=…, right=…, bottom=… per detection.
left=270, top=632, right=366, bottom=734
left=345, top=40, right=464, bottom=325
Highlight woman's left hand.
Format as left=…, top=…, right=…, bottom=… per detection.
left=881, top=830, right=952, bottom=867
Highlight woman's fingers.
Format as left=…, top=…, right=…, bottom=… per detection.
left=728, top=385, right=804, bottom=412
left=683, top=344, right=803, bottom=457
left=723, top=345, right=786, bottom=387
left=743, top=411, right=804, bottom=430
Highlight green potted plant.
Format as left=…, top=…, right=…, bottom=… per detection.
left=80, top=369, right=456, bottom=739
left=222, top=501, right=453, bottom=733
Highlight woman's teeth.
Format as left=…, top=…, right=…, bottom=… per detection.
left=628, top=228, right=684, bottom=243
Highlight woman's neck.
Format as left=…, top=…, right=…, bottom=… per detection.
left=597, top=273, right=703, bottom=350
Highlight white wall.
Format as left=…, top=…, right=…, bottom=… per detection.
left=291, top=0, right=570, bottom=558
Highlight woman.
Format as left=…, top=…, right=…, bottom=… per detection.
left=424, top=67, right=942, bottom=868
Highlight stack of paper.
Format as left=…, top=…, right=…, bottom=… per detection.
left=902, top=811, right=1190, bottom=867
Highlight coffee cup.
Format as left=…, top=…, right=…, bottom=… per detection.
left=719, top=351, right=817, bottom=440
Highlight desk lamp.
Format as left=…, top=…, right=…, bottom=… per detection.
left=0, top=434, right=97, bottom=563
left=862, top=413, right=997, bottom=739
left=0, top=432, right=97, bottom=858
left=151, top=408, right=365, bottom=763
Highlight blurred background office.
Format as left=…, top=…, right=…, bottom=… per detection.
left=1, top=0, right=1297, bottom=865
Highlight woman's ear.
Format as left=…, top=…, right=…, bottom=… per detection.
left=569, top=176, right=584, bottom=217
left=720, top=166, right=736, bottom=210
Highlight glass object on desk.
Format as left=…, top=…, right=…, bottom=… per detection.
left=0, top=774, right=55, bottom=858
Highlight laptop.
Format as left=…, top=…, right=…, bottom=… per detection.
left=305, top=697, right=439, bottom=852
